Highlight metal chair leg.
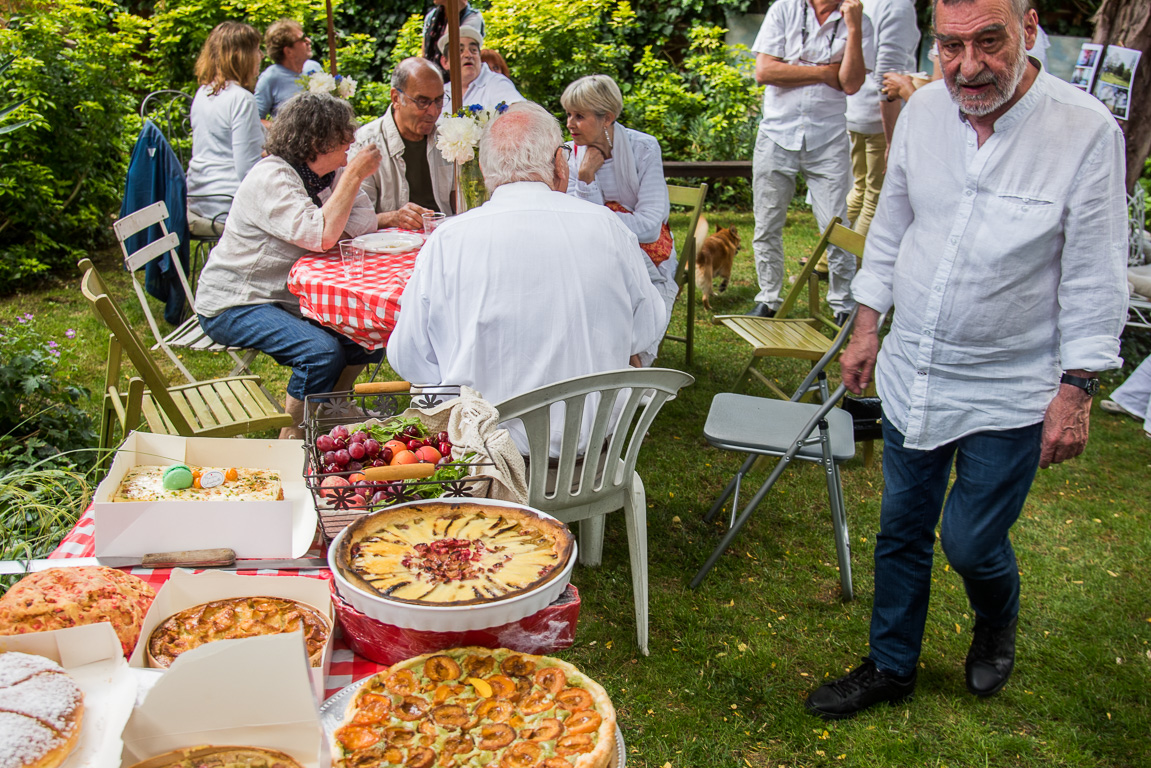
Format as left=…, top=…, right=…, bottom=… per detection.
left=703, top=453, right=757, bottom=523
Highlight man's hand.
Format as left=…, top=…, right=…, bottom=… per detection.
left=380, top=202, right=431, bottom=231
left=838, top=306, right=882, bottom=395
left=345, top=144, right=381, bottom=183
left=883, top=72, right=916, bottom=102
left=1039, top=382, right=1093, bottom=469
left=840, top=0, right=863, bottom=31
left=578, top=145, right=605, bottom=184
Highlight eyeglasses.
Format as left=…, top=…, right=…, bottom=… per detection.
left=398, top=89, right=445, bottom=111
left=556, top=145, right=573, bottom=162
left=293, top=34, right=311, bottom=45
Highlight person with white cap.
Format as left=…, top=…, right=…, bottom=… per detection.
left=438, top=26, right=522, bottom=114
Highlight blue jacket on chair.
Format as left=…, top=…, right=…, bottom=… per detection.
left=120, top=120, right=190, bottom=326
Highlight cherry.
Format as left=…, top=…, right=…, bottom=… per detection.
left=316, top=435, right=335, bottom=452
left=364, top=438, right=380, bottom=456
left=348, top=442, right=367, bottom=461
left=381, top=446, right=393, bottom=464
left=334, top=449, right=350, bottom=466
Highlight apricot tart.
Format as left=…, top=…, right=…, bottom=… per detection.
left=147, top=596, right=330, bottom=668
left=125, top=746, right=304, bottom=768
left=333, top=647, right=616, bottom=768
left=334, top=502, right=574, bottom=606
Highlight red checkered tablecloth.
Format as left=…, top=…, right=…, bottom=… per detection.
left=287, top=230, right=423, bottom=351
left=49, top=507, right=387, bottom=698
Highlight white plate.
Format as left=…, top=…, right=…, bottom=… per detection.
left=320, top=679, right=625, bottom=767
left=329, top=498, right=576, bottom=632
left=352, top=231, right=424, bottom=254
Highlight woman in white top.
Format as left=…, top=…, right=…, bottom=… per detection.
left=562, top=74, right=675, bottom=367
left=186, top=21, right=265, bottom=225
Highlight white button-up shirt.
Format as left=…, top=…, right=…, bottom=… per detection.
left=752, top=0, right=875, bottom=151
left=853, top=70, right=1129, bottom=450
left=388, top=180, right=664, bottom=415
left=443, top=64, right=523, bottom=115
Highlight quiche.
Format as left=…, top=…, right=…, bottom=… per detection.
left=335, top=503, right=575, bottom=606
left=147, top=597, right=330, bottom=668
left=112, top=466, right=283, bottom=502
left=0, top=566, right=155, bottom=656
left=126, top=746, right=304, bottom=768
left=333, top=647, right=616, bottom=768
left=0, top=652, right=84, bottom=768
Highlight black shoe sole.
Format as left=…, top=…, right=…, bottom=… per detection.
left=803, top=689, right=915, bottom=721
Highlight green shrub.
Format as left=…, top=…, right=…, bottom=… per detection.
left=0, top=313, right=96, bottom=471
left=0, top=464, right=90, bottom=591
left=0, top=0, right=147, bottom=285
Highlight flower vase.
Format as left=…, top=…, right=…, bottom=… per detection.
left=455, top=154, right=488, bottom=213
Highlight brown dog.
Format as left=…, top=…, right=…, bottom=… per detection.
left=695, top=219, right=739, bottom=310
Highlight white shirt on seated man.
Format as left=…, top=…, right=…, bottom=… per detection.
left=387, top=101, right=665, bottom=453
left=438, top=26, right=522, bottom=114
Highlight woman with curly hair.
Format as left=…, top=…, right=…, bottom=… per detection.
left=186, top=21, right=265, bottom=227
left=195, top=92, right=382, bottom=438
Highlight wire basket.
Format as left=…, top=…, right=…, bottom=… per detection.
left=303, top=382, right=496, bottom=542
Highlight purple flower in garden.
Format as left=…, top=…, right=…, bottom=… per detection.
left=48, top=341, right=57, bottom=349
left=65, top=328, right=76, bottom=339
left=495, top=101, right=508, bottom=114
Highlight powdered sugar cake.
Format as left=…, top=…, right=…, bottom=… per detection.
left=0, top=652, right=84, bottom=768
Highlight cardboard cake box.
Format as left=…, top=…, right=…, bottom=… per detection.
left=93, top=432, right=316, bottom=559
left=121, top=633, right=325, bottom=768
left=127, top=569, right=334, bottom=701
left=0, top=623, right=136, bottom=768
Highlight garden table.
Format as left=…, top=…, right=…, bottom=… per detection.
left=286, top=229, right=423, bottom=351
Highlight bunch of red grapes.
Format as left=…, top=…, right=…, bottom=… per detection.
left=314, top=424, right=454, bottom=474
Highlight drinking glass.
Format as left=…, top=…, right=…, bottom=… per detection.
left=422, top=212, right=447, bottom=235
left=338, top=239, right=365, bottom=279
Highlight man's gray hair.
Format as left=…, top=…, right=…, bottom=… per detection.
left=934, top=0, right=1031, bottom=24
left=392, top=57, right=441, bottom=91
left=479, top=102, right=563, bottom=189
left=265, top=92, right=358, bottom=166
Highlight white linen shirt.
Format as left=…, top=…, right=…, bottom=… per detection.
left=753, top=0, right=875, bottom=151
left=845, top=0, right=919, bottom=135
left=853, top=69, right=1129, bottom=450
left=187, top=82, right=265, bottom=219
left=387, top=181, right=665, bottom=421
left=350, top=108, right=456, bottom=217
left=195, top=155, right=377, bottom=318
left=443, top=64, right=523, bottom=114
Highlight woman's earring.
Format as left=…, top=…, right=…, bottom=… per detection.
left=604, top=126, right=612, bottom=149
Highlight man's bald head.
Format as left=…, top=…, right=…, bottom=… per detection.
left=479, top=102, right=566, bottom=190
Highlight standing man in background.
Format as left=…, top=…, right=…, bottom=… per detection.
left=844, top=0, right=918, bottom=237
left=747, top=0, right=874, bottom=323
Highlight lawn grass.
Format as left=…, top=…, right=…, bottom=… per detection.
left=2, top=208, right=1150, bottom=767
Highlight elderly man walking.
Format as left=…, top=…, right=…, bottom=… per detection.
left=747, top=0, right=873, bottom=321
left=387, top=101, right=664, bottom=428
left=350, top=58, right=455, bottom=230
left=805, top=0, right=1129, bottom=720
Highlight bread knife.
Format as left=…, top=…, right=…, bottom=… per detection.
left=0, top=550, right=329, bottom=574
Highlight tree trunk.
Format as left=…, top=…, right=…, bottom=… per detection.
left=1093, top=0, right=1151, bottom=192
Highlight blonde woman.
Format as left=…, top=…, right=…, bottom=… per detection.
left=186, top=21, right=265, bottom=225
left=562, top=74, right=674, bottom=367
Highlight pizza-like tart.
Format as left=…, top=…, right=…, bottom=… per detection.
left=333, top=647, right=616, bottom=768
left=0, top=652, right=84, bottom=768
left=147, top=597, right=330, bottom=668
left=112, top=466, right=283, bottom=502
left=335, top=503, right=574, bottom=606
left=126, top=746, right=304, bottom=768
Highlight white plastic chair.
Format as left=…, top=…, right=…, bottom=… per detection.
left=113, top=200, right=258, bottom=384
left=495, top=368, right=695, bottom=655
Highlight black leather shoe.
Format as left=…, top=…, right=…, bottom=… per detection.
left=746, top=302, right=776, bottom=318
left=805, top=658, right=916, bottom=720
left=966, top=617, right=1017, bottom=697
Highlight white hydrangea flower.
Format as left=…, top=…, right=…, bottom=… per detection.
left=436, top=116, right=483, bottom=164
left=308, top=72, right=336, bottom=93
left=336, top=76, right=357, bottom=99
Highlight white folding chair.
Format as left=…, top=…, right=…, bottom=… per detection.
left=495, top=368, right=695, bottom=655
left=112, top=200, right=258, bottom=384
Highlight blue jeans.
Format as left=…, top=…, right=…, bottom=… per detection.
left=199, top=303, right=382, bottom=400
left=868, top=416, right=1043, bottom=677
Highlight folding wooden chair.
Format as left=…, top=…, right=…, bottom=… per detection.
left=658, top=183, right=708, bottom=366
left=79, top=258, right=291, bottom=474
left=113, top=201, right=258, bottom=385
left=716, top=218, right=865, bottom=398
left=691, top=309, right=863, bottom=598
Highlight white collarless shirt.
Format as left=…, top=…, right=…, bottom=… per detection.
left=442, top=64, right=523, bottom=114
left=852, top=68, right=1129, bottom=450
left=752, top=0, right=875, bottom=151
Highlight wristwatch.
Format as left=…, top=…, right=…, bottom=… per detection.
left=1060, top=372, right=1100, bottom=396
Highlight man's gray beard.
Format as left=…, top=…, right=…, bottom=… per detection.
left=946, top=39, right=1028, bottom=117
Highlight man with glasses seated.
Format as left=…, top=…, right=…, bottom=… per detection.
left=747, top=0, right=873, bottom=323
left=349, top=57, right=455, bottom=230
left=438, top=27, right=522, bottom=114
left=255, top=19, right=323, bottom=123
